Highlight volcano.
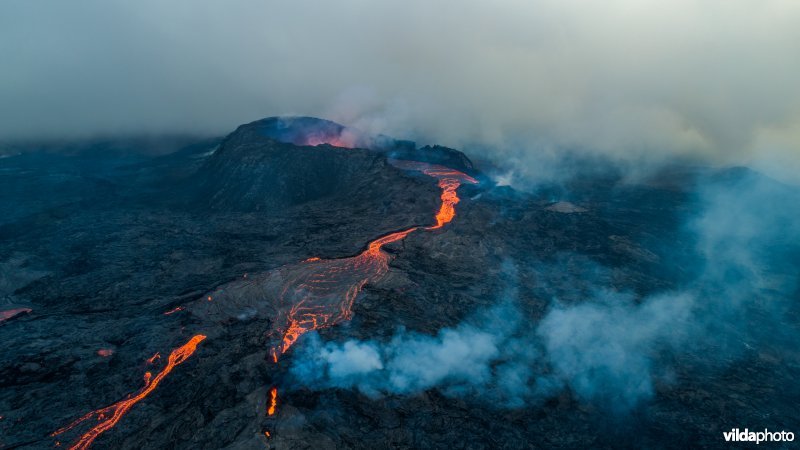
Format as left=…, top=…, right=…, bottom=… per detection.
left=0, top=117, right=798, bottom=449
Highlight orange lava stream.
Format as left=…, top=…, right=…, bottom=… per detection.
left=267, top=387, right=278, bottom=416
left=271, top=161, right=477, bottom=359
left=270, top=348, right=279, bottom=363
left=52, top=335, right=207, bottom=450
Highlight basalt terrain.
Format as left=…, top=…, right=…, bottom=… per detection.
left=1, top=117, right=798, bottom=449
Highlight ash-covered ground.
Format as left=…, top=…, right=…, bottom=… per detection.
left=1, top=117, right=798, bottom=449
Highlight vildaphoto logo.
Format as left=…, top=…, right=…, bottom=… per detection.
left=723, top=428, right=794, bottom=444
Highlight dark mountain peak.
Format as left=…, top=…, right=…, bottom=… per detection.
left=195, top=137, right=375, bottom=211
left=227, top=116, right=474, bottom=169
left=192, top=123, right=443, bottom=214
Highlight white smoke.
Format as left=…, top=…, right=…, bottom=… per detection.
left=537, top=291, right=694, bottom=411
left=290, top=299, right=520, bottom=401
left=289, top=289, right=694, bottom=411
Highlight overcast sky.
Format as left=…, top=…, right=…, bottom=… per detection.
left=1, top=0, right=798, bottom=182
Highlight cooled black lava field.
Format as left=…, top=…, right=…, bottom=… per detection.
left=1, top=117, right=798, bottom=449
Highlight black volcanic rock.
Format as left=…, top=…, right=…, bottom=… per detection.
left=195, top=134, right=419, bottom=213
left=0, top=117, right=797, bottom=449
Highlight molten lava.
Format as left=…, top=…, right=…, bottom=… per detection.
left=183, top=159, right=476, bottom=428
left=270, top=161, right=477, bottom=359
left=267, top=387, right=278, bottom=416
left=96, top=349, right=114, bottom=357
left=389, top=161, right=478, bottom=229
left=53, top=335, right=207, bottom=450
left=270, top=348, right=278, bottom=363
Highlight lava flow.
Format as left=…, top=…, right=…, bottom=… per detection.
left=270, top=160, right=477, bottom=359
left=390, top=160, right=478, bottom=229
left=186, top=159, right=476, bottom=422
left=53, top=335, right=207, bottom=450
left=267, top=387, right=278, bottom=416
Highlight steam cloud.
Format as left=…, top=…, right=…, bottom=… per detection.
left=290, top=298, right=532, bottom=406
left=290, top=171, right=800, bottom=412
left=2, top=1, right=799, bottom=183
left=289, top=289, right=694, bottom=411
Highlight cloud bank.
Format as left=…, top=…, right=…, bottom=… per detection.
left=1, top=0, right=799, bottom=181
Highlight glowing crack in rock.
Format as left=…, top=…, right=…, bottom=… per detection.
left=53, top=335, right=207, bottom=450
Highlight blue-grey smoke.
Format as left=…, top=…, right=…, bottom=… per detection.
left=536, top=291, right=694, bottom=411
left=289, top=297, right=534, bottom=406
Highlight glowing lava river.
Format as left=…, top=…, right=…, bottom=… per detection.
left=52, top=335, right=207, bottom=450
left=270, top=160, right=477, bottom=357
left=52, top=158, right=476, bottom=449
